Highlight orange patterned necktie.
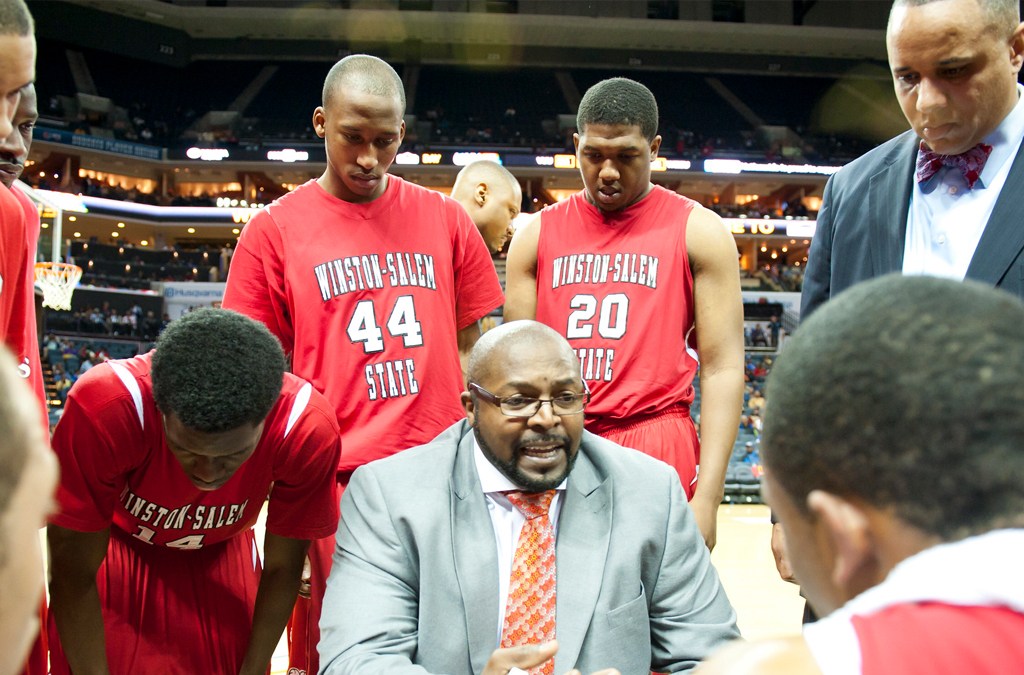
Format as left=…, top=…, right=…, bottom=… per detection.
left=500, top=490, right=557, bottom=675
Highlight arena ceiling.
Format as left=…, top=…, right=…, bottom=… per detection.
left=38, top=0, right=889, bottom=77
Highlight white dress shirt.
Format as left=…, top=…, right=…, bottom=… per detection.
left=904, top=84, right=1024, bottom=279
left=473, top=437, right=566, bottom=645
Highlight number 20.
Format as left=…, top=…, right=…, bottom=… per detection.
left=566, top=293, right=629, bottom=339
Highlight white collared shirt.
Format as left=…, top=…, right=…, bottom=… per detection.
left=473, top=437, right=566, bottom=645
left=904, top=84, right=1024, bottom=279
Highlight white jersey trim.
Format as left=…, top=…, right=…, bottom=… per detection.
left=803, top=614, right=862, bottom=675
left=804, top=529, right=1024, bottom=675
left=283, top=382, right=312, bottom=439
left=108, top=361, right=145, bottom=429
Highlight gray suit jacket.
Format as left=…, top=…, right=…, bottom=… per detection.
left=318, top=420, right=739, bottom=675
left=802, top=129, right=1024, bottom=317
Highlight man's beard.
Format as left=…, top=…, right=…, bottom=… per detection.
left=472, top=419, right=578, bottom=492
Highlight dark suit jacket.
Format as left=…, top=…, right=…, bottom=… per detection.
left=802, top=129, right=1024, bottom=317
left=318, top=420, right=739, bottom=675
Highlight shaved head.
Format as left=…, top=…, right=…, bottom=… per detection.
left=451, top=160, right=522, bottom=253
left=322, top=54, right=405, bottom=111
left=0, top=0, right=31, bottom=35
left=451, top=160, right=517, bottom=198
left=467, top=321, right=578, bottom=387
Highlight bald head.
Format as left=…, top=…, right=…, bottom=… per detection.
left=0, top=0, right=31, bottom=35
left=451, top=161, right=522, bottom=253
left=468, top=320, right=578, bottom=386
left=322, top=54, right=405, bottom=111
left=452, top=161, right=517, bottom=198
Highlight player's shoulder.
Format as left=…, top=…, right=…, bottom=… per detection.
left=684, top=199, right=733, bottom=255
left=77, top=352, right=149, bottom=387
left=508, top=211, right=542, bottom=253
left=538, top=190, right=584, bottom=219
left=11, top=184, right=34, bottom=213
left=268, top=372, right=341, bottom=434
left=395, top=175, right=451, bottom=208
left=67, top=354, right=154, bottom=413
left=694, top=637, right=822, bottom=675
left=651, top=183, right=699, bottom=208
left=0, top=184, right=26, bottom=237
left=395, top=176, right=473, bottom=228
left=245, top=180, right=319, bottom=232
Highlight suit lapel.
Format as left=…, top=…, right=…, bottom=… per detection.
left=450, top=426, right=501, bottom=675
left=869, top=131, right=918, bottom=275
left=966, top=140, right=1024, bottom=285
left=552, top=444, right=611, bottom=674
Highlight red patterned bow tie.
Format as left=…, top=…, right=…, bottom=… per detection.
left=915, top=142, right=992, bottom=189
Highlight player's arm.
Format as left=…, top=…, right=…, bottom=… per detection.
left=223, top=216, right=295, bottom=354
left=687, top=207, right=745, bottom=551
left=238, top=532, right=310, bottom=675
left=503, top=213, right=542, bottom=321
left=47, top=525, right=113, bottom=675
left=457, top=321, right=482, bottom=382
left=694, top=637, right=822, bottom=675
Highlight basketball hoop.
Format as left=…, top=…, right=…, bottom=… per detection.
left=34, top=262, right=83, bottom=311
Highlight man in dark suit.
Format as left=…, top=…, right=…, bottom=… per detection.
left=802, top=0, right=1024, bottom=318
left=318, top=321, right=739, bottom=675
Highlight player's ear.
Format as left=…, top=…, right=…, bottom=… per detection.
left=649, top=134, right=662, bottom=159
left=1009, top=20, right=1024, bottom=73
left=807, top=490, right=879, bottom=601
left=475, top=183, right=488, bottom=207
left=313, top=107, right=327, bottom=138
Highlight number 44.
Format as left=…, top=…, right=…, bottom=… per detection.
left=347, top=295, right=425, bottom=354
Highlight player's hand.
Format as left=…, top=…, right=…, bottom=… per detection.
left=689, top=495, right=719, bottom=551
left=771, top=522, right=797, bottom=583
left=298, top=554, right=312, bottom=599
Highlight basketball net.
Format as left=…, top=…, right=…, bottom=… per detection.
left=34, top=262, right=83, bottom=311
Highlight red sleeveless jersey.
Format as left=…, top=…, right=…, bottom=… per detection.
left=855, top=603, right=1024, bottom=674
left=536, top=186, right=698, bottom=424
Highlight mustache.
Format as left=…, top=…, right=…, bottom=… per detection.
left=514, top=434, right=570, bottom=451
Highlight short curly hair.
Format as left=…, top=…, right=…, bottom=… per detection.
left=152, top=308, right=286, bottom=432
left=577, top=77, right=659, bottom=142
left=764, top=274, right=1024, bottom=540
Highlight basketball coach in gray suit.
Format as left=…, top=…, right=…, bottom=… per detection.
left=802, top=0, right=1024, bottom=318
left=318, top=321, right=739, bottom=675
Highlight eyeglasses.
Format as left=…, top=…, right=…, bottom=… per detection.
left=469, top=382, right=590, bottom=418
